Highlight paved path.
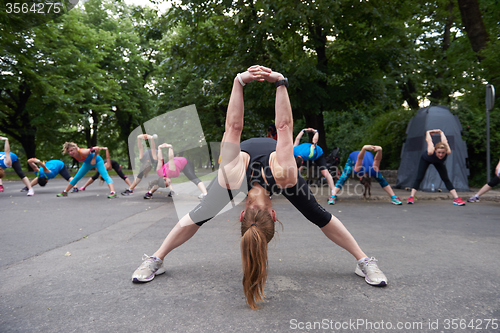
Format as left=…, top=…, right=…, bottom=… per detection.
left=0, top=178, right=499, bottom=332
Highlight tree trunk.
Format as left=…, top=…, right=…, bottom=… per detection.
left=306, top=22, right=329, bottom=152
left=457, top=0, right=489, bottom=60
left=0, top=83, right=36, bottom=170
left=401, top=79, right=419, bottom=110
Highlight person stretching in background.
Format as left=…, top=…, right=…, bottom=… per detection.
left=74, top=147, right=132, bottom=192
left=21, top=158, right=73, bottom=190
left=131, top=65, right=387, bottom=311
left=293, top=128, right=337, bottom=204
left=331, top=145, right=402, bottom=205
left=121, top=134, right=157, bottom=196
left=407, top=129, right=465, bottom=206
left=0, top=136, right=34, bottom=196
left=143, top=143, right=208, bottom=200
left=468, top=158, right=500, bottom=202
left=57, top=142, right=117, bottom=199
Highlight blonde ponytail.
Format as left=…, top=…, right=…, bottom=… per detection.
left=240, top=209, right=275, bottom=310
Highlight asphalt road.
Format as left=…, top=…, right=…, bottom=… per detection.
left=0, top=178, right=499, bottom=333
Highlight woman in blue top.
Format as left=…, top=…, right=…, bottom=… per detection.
left=407, top=129, right=465, bottom=206
left=0, top=136, right=34, bottom=196
left=57, top=143, right=117, bottom=199
left=23, top=158, right=73, bottom=189
left=331, top=145, right=402, bottom=205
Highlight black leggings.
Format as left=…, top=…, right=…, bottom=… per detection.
left=190, top=175, right=331, bottom=228
left=11, top=160, right=26, bottom=179
left=91, top=160, right=127, bottom=181
left=412, top=158, right=454, bottom=191
left=59, top=165, right=72, bottom=181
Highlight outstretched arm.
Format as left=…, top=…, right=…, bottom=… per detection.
left=354, top=145, right=371, bottom=172
left=27, top=158, right=40, bottom=173
left=218, top=66, right=264, bottom=189
left=149, top=137, right=157, bottom=160
left=309, top=128, right=319, bottom=145
left=263, top=68, right=297, bottom=187
left=158, top=143, right=175, bottom=172
left=438, top=130, right=452, bottom=155
left=104, top=147, right=111, bottom=169
left=294, top=130, right=304, bottom=147
left=168, top=146, right=175, bottom=172
left=137, top=134, right=145, bottom=159
left=425, top=130, right=435, bottom=155
left=156, top=146, right=164, bottom=172
left=38, top=160, right=51, bottom=174
left=372, top=146, right=383, bottom=172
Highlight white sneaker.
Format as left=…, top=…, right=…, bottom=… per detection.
left=198, top=193, right=207, bottom=200
left=355, top=257, right=388, bottom=286
left=27, top=189, right=35, bottom=196
left=132, top=254, right=166, bottom=283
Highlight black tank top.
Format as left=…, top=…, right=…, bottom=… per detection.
left=422, top=151, right=447, bottom=164
left=240, top=138, right=280, bottom=193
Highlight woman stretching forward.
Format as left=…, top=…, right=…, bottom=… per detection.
left=407, top=129, right=465, bottom=205
left=143, top=143, right=208, bottom=199
left=75, top=147, right=132, bottom=192
left=57, top=142, right=117, bottom=198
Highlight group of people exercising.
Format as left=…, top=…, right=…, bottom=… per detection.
left=1, top=65, right=498, bottom=311
left=0, top=135, right=207, bottom=200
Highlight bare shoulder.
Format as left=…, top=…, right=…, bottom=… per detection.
left=269, top=151, right=297, bottom=188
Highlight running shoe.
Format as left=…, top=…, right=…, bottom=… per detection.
left=355, top=257, right=388, bottom=286
left=0, top=185, right=4, bottom=192
left=391, top=197, right=402, bottom=205
left=467, top=196, right=479, bottom=203
left=20, top=186, right=28, bottom=192
left=107, top=192, right=118, bottom=199
left=453, top=197, right=466, bottom=206
left=71, top=187, right=79, bottom=193
left=78, top=187, right=86, bottom=191
left=407, top=196, right=414, bottom=204
left=328, top=195, right=336, bottom=205
left=168, top=190, right=175, bottom=197
left=56, top=191, right=68, bottom=197
left=27, top=189, right=34, bottom=196
left=144, top=192, right=153, bottom=199
left=121, top=188, right=134, bottom=196
left=198, top=193, right=207, bottom=200
left=132, top=254, right=166, bottom=283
